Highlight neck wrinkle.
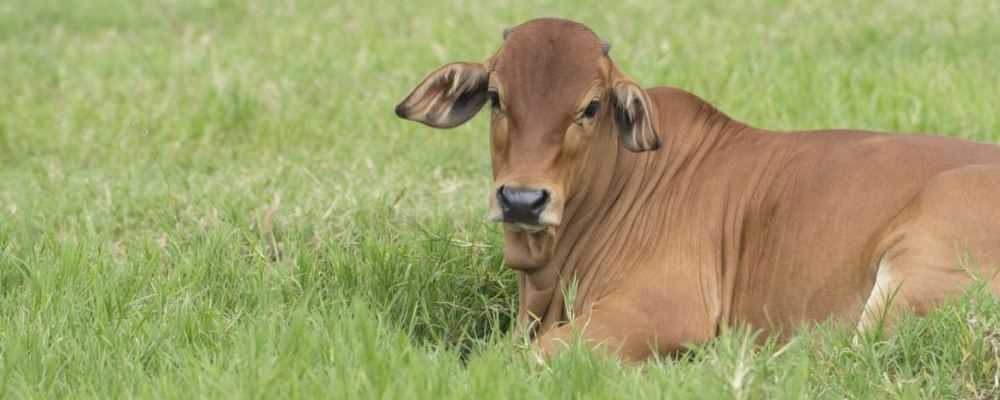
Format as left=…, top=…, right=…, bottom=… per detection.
left=514, top=88, right=750, bottom=339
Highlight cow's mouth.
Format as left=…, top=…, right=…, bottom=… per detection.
left=487, top=210, right=559, bottom=233
left=505, top=222, right=548, bottom=234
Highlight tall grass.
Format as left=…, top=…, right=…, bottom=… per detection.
left=1, top=0, right=998, bottom=398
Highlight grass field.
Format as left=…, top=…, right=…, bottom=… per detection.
left=2, top=0, right=1000, bottom=398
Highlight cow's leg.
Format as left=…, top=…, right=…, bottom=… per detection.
left=533, top=308, right=656, bottom=363
left=533, top=297, right=716, bottom=363
left=858, top=165, right=1000, bottom=333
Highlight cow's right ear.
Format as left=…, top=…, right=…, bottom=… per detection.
left=395, top=62, right=489, bottom=129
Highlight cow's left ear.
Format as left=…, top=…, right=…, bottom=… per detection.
left=610, top=80, right=661, bottom=152
left=395, top=62, right=489, bottom=129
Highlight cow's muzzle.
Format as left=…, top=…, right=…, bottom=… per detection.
left=496, top=186, right=549, bottom=226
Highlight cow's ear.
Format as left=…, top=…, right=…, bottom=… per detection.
left=610, top=80, right=661, bottom=152
left=395, top=62, right=489, bottom=129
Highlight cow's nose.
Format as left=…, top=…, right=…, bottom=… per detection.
left=497, top=186, right=549, bottom=223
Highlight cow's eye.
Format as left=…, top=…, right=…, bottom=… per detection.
left=582, top=100, right=600, bottom=119
left=488, top=90, right=501, bottom=111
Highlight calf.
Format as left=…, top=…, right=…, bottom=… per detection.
left=395, top=18, right=1000, bottom=361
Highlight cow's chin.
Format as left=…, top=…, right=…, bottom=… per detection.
left=486, top=208, right=561, bottom=270
left=500, top=224, right=557, bottom=270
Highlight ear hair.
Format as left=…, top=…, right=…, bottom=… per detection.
left=610, top=82, right=661, bottom=152
left=503, top=27, right=513, bottom=40
left=395, top=63, right=489, bottom=129
left=601, top=40, right=611, bottom=55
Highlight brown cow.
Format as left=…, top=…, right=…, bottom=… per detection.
left=395, top=18, right=1000, bottom=362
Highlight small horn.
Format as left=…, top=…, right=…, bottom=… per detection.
left=601, top=40, right=611, bottom=55
left=503, top=27, right=513, bottom=40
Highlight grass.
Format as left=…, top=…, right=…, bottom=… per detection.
left=1, top=0, right=999, bottom=398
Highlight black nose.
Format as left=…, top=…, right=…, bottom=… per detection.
left=497, top=186, right=549, bottom=223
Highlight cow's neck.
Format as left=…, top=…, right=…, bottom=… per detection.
left=512, top=87, right=752, bottom=338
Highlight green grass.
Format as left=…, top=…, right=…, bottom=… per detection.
left=1, top=0, right=999, bottom=398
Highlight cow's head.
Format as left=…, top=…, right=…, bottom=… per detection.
left=396, top=18, right=661, bottom=268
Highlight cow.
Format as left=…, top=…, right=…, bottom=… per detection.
left=394, top=17, right=1000, bottom=362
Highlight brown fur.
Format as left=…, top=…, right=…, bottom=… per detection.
left=396, top=18, right=1000, bottom=362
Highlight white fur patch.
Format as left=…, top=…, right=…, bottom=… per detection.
left=857, top=260, right=897, bottom=332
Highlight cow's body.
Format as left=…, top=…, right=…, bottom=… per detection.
left=518, top=87, right=1000, bottom=359
left=396, top=18, right=1000, bottom=362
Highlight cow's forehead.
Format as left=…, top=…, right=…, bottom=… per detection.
left=489, top=19, right=608, bottom=111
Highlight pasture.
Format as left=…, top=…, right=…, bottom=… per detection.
left=1, top=0, right=999, bottom=398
